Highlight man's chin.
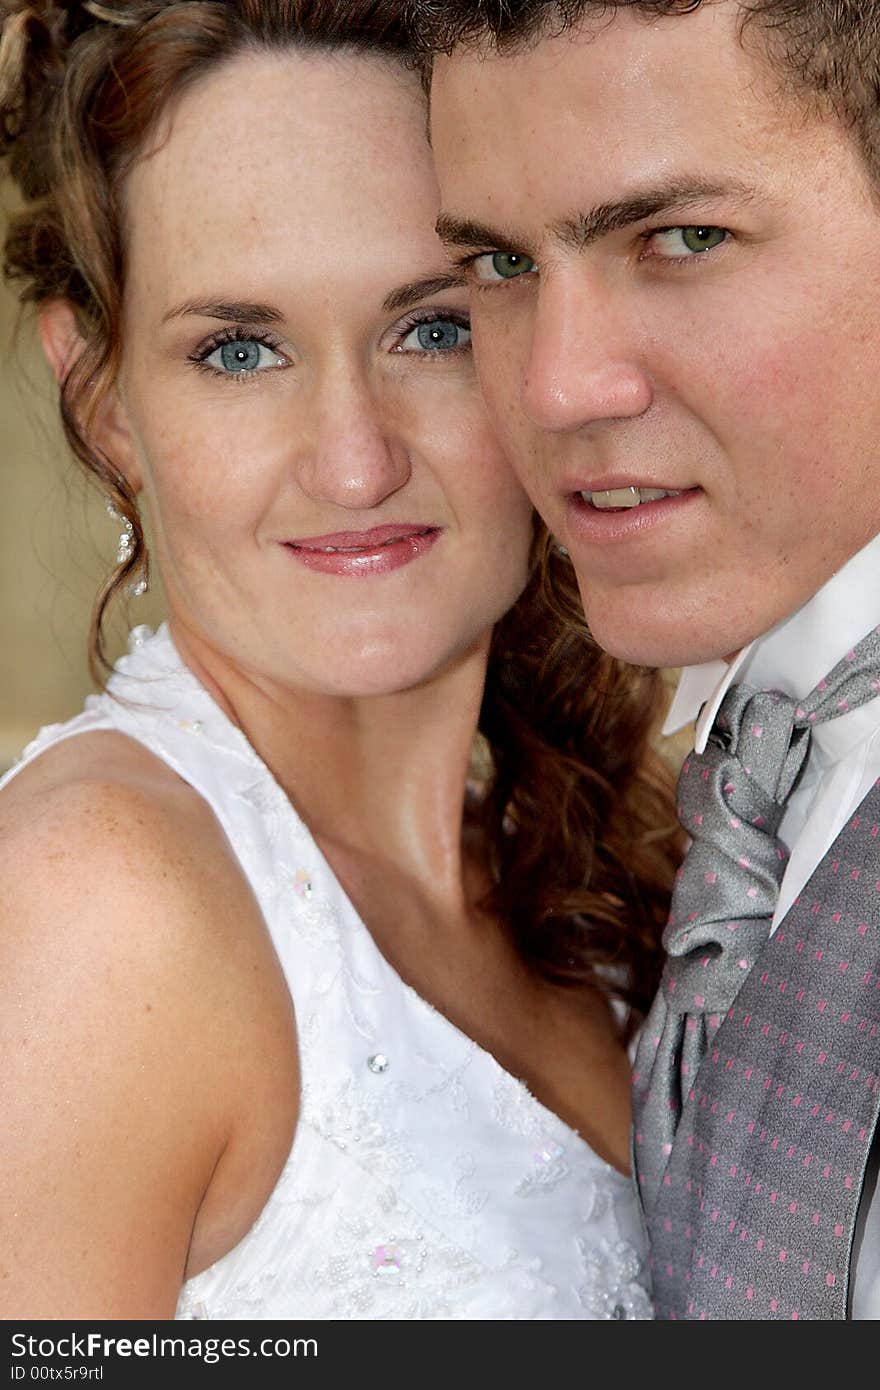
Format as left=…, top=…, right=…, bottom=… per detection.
left=580, top=598, right=731, bottom=671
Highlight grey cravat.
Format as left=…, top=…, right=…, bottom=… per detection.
left=633, top=624, right=880, bottom=1213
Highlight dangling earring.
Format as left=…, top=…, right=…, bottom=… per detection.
left=552, top=539, right=569, bottom=557
left=106, top=498, right=148, bottom=596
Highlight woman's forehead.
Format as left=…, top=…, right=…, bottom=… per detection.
left=133, top=48, right=429, bottom=210
left=123, top=48, right=439, bottom=296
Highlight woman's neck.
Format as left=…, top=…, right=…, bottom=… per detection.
left=168, top=617, right=490, bottom=906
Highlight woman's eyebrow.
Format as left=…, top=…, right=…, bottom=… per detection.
left=382, top=273, right=466, bottom=315
left=161, top=283, right=465, bottom=325
left=161, top=298, right=286, bottom=325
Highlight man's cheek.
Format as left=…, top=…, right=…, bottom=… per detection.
left=472, top=316, right=524, bottom=422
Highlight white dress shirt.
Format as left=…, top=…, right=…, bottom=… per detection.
left=662, top=531, right=880, bottom=1319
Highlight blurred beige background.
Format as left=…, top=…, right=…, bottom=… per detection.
left=0, top=247, right=165, bottom=772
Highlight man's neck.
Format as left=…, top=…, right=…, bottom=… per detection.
left=663, top=531, right=880, bottom=746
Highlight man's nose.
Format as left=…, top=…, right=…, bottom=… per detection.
left=521, top=273, right=653, bottom=433
left=296, top=369, right=411, bottom=510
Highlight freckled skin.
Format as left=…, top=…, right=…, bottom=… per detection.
left=430, top=1, right=880, bottom=667
left=115, top=50, right=534, bottom=700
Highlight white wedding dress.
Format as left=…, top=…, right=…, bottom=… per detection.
left=2, top=625, right=653, bottom=1320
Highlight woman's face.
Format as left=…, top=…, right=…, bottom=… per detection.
left=112, top=48, right=534, bottom=697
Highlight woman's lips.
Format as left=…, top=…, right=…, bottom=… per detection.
left=282, top=523, right=441, bottom=576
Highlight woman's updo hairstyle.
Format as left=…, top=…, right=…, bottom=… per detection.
left=0, top=0, right=412, bottom=679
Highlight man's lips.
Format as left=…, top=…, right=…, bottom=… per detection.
left=582, top=484, right=681, bottom=510
left=562, top=477, right=699, bottom=512
left=563, top=484, right=701, bottom=547
left=285, top=523, right=438, bottom=553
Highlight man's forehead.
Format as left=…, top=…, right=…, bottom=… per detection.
left=430, top=5, right=833, bottom=239
left=428, top=0, right=801, bottom=148
left=432, top=34, right=707, bottom=205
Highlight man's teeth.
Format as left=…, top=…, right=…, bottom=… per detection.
left=580, top=486, right=682, bottom=510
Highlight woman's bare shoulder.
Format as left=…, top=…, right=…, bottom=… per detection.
left=0, top=729, right=297, bottom=1317
left=1, top=726, right=211, bottom=824
left=0, top=728, right=240, bottom=905
left=0, top=732, right=253, bottom=998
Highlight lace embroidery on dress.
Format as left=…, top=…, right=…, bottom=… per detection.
left=492, top=1070, right=553, bottom=1138
left=305, top=1200, right=485, bottom=1321
left=515, top=1141, right=571, bottom=1198
left=577, top=1237, right=655, bottom=1320
left=303, top=1074, right=421, bottom=1178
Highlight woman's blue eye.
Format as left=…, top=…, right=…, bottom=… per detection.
left=204, top=338, right=283, bottom=374
left=400, top=319, right=471, bottom=353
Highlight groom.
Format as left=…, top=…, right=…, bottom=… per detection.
left=420, top=0, right=880, bottom=1319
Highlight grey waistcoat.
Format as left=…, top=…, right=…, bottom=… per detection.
left=644, top=778, right=880, bottom=1319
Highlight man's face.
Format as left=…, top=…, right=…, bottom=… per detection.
left=431, top=2, right=880, bottom=667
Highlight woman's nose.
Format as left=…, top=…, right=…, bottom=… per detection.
left=296, top=370, right=411, bottom=510
left=521, top=274, right=653, bottom=433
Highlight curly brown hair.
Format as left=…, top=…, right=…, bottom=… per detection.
left=0, top=0, right=680, bottom=1032
left=481, top=535, right=679, bottom=1022
left=411, top=1, right=880, bottom=180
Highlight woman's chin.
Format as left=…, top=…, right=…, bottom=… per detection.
left=314, top=661, right=453, bottom=701
left=305, top=634, right=483, bottom=700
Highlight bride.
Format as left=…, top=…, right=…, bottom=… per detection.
left=0, top=0, right=677, bottom=1319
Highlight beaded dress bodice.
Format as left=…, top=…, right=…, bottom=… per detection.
left=4, top=625, right=653, bottom=1321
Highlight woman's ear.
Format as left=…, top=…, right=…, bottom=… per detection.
left=37, top=299, right=142, bottom=492
left=37, top=298, right=84, bottom=385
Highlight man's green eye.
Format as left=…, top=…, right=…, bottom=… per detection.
left=492, top=251, right=535, bottom=278
left=648, top=225, right=729, bottom=260
left=473, top=250, right=537, bottom=283
left=681, top=227, right=726, bottom=253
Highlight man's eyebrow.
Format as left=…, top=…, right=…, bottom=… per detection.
left=436, top=179, right=759, bottom=257
left=553, top=178, right=760, bottom=251
left=382, top=272, right=465, bottom=314
left=161, top=299, right=286, bottom=326
left=435, top=213, right=530, bottom=257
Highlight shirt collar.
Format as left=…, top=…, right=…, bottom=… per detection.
left=663, top=531, right=880, bottom=758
